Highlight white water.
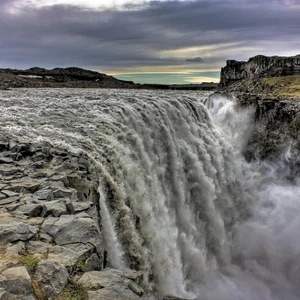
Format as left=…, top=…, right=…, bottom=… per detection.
left=0, top=88, right=299, bottom=299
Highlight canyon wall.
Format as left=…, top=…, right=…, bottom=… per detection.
left=220, top=54, right=300, bottom=86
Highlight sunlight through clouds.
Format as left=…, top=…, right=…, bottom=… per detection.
left=17, top=0, right=170, bottom=9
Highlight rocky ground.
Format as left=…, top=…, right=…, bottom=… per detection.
left=0, top=135, right=160, bottom=300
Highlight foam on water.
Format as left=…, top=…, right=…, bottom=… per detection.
left=0, top=88, right=299, bottom=299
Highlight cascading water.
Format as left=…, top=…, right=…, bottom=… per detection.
left=0, top=88, right=299, bottom=299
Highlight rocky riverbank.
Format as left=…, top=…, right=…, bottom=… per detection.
left=0, top=136, right=159, bottom=299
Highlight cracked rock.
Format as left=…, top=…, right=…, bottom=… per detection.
left=35, top=260, right=69, bottom=299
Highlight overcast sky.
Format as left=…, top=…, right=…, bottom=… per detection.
left=1, top=0, right=300, bottom=84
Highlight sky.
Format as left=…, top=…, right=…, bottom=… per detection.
left=1, top=0, right=300, bottom=84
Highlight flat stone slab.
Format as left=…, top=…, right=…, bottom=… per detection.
left=10, top=178, right=46, bottom=192
left=33, top=188, right=53, bottom=201
left=0, top=157, right=14, bottom=164
left=0, top=165, right=21, bottom=176
left=80, top=268, right=145, bottom=300
left=1, top=190, right=19, bottom=197
left=0, top=196, right=20, bottom=206
left=41, top=215, right=101, bottom=247
left=0, top=266, right=33, bottom=296
left=2, top=266, right=31, bottom=281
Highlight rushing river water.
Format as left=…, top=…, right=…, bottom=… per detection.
left=0, top=88, right=299, bottom=300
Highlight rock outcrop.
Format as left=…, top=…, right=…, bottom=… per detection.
left=220, top=54, right=300, bottom=86
left=216, top=54, right=300, bottom=173
left=0, top=136, right=150, bottom=299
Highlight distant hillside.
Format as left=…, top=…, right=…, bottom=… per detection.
left=0, top=67, right=136, bottom=89
left=0, top=67, right=217, bottom=91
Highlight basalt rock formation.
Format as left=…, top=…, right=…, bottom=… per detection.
left=220, top=54, right=300, bottom=87
left=0, top=136, right=153, bottom=299
left=217, top=54, right=300, bottom=170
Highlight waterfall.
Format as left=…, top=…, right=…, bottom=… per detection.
left=0, top=88, right=299, bottom=299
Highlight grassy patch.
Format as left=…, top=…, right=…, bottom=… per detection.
left=262, top=75, right=300, bottom=97
left=58, top=282, right=88, bottom=300
left=68, top=260, right=88, bottom=276
left=19, top=255, right=40, bottom=273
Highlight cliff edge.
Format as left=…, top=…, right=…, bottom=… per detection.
left=217, top=54, right=300, bottom=169
left=220, top=54, right=300, bottom=87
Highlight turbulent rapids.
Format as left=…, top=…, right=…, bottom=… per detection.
left=0, top=88, right=300, bottom=300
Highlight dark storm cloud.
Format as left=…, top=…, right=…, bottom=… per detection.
left=186, top=57, right=204, bottom=63
left=0, top=0, right=300, bottom=71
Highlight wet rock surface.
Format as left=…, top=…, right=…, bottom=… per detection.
left=208, top=92, right=300, bottom=172
left=215, top=54, right=300, bottom=173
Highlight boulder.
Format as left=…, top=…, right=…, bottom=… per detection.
left=35, top=260, right=69, bottom=299
left=0, top=266, right=33, bottom=296
left=78, top=268, right=144, bottom=300
left=41, top=215, right=101, bottom=248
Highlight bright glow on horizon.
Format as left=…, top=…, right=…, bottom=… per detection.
left=14, top=0, right=170, bottom=10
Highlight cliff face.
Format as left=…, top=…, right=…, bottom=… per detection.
left=217, top=54, right=300, bottom=171
left=220, top=54, right=300, bottom=86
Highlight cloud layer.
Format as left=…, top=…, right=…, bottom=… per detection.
left=1, top=0, right=300, bottom=81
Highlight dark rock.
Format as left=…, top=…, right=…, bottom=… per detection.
left=220, top=54, right=300, bottom=86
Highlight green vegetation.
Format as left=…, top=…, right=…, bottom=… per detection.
left=68, top=260, right=88, bottom=275
left=59, top=282, right=88, bottom=300
left=19, top=255, right=40, bottom=273
left=262, top=75, right=300, bottom=97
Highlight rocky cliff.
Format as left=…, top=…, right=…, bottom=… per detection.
left=220, top=54, right=300, bottom=86
left=217, top=54, right=300, bottom=172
